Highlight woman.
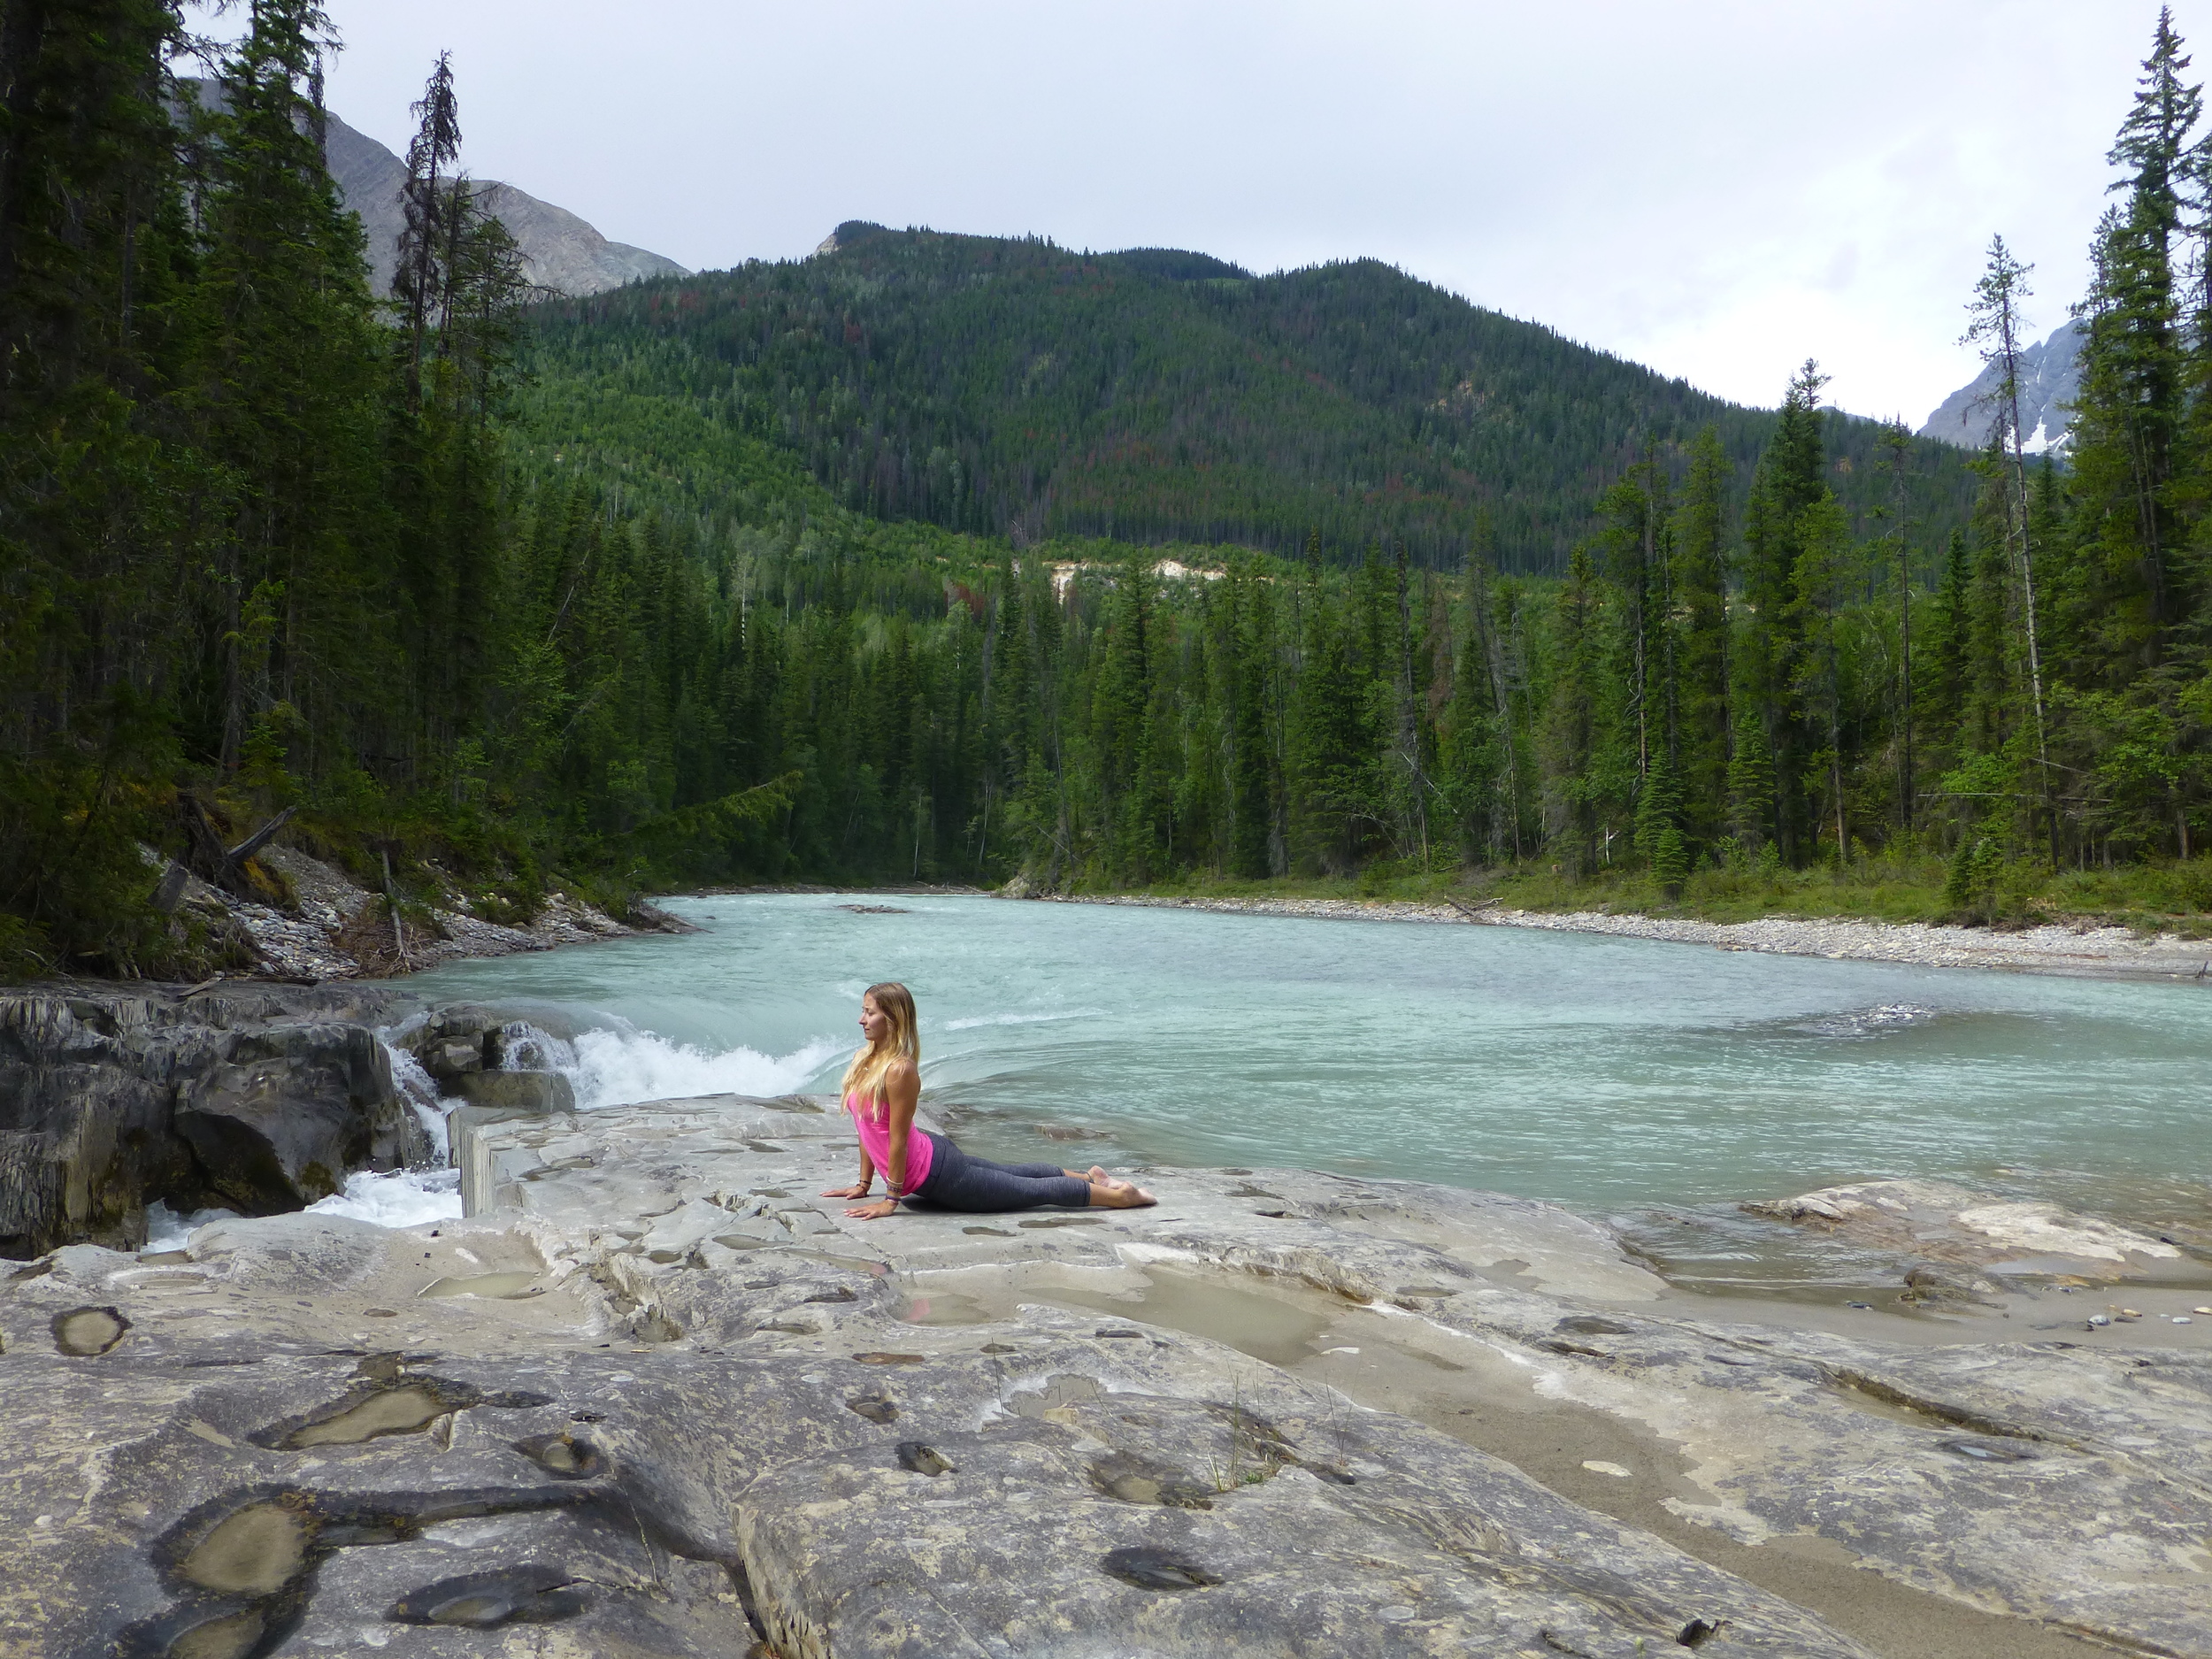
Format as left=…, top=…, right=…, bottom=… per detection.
left=825, top=982, right=1156, bottom=1218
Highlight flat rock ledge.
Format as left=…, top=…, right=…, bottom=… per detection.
left=3, top=1095, right=2204, bottom=1657
left=1013, top=889, right=2212, bottom=980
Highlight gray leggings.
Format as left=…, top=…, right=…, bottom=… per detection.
left=910, top=1133, right=1090, bottom=1211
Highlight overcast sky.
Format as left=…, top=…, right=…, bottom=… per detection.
left=216, top=1, right=2212, bottom=422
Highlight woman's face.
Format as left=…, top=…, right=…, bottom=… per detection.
left=858, top=995, right=889, bottom=1044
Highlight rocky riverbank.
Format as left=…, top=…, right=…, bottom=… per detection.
left=174, top=841, right=689, bottom=983
left=4, top=1064, right=2207, bottom=1657
left=1015, top=888, right=2212, bottom=980
left=0, top=982, right=586, bottom=1256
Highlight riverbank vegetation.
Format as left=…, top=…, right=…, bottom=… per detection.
left=8, top=4, right=2212, bottom=979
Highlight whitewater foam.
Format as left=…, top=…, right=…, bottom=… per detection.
left=143, top=1201, right=241, bottom=1253
left=305, top=1167, right=463, bottom=1228
left=380, top=1033, right=453, bottom=1160
left=559, top=1023, right=845, bottom=1109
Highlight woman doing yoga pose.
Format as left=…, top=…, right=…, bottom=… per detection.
left=825, top=982, right=1156, bottom=1219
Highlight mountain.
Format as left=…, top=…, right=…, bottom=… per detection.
left=1919, top=319, right=2080, bottom=455
left=322, top=108, right=687, bottom=298
left=524, top=224, right=1978, bottom=572
left=181, top=81, right=686, bottom=299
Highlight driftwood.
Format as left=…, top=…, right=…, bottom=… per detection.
left=173, top=797, right=296, bottom=901
left=150, top=861, right=191, bottom=915
left=380, top=848, right=410, bottom=971
left=1444, top=896, right=1502, bottom=921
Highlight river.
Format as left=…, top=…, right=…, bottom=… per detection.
left=403, top=892, right=2211, bottom=1243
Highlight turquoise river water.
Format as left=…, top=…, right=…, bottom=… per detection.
left=405, top=894, right=2211, bottom=1238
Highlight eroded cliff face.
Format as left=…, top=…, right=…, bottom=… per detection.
left=0, top=987, right=429, bottom=1256
left=3, top=1087, right=2203, bottom=1657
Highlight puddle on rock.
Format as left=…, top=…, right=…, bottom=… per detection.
left=900, top=1290, right=991, bottom=1326
left=388, top=1566, right=586, bottom=1628
left=280, top=1385, right=458, bottom=1448
left=1100, top=1545, right=1220, bottom=1591
left=417, top=1272, right=541, bottom=1300
left=1034, top=1271, right=1333, bottom=1369
left=180, top=1501, right=313, bottom=1594
left=1088, top=1449, right=1214, bottom=1509
left=52, top=1305, right=130, bottom=1356
left=163, top=1605, right=267, bottom=1659
left=511, top=1432, right=607, bottom=1479
left=251, top=1374, right=536, bottom=1450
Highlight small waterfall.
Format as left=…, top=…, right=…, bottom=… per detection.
left=380, top=1031, right=454, bottom=1163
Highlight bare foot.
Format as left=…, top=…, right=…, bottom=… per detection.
left=1087, top=1165, right=1110, bottom=1185
left=1087, top=1179, right=1156, bottom=1209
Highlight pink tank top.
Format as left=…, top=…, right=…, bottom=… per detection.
left=845, top=1090, right=933, bottom=1195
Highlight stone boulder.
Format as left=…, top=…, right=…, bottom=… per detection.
left=0, top=986, right=426, bottom=1251
left=0, top=997, right=206, bottom=1255
left=1744, top=1178, right=2185, bottom=1280
left=175, top=1023, right=417, bottom=1210
left=455, top=1069, right=576, bottom=1115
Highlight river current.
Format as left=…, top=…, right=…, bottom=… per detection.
left=403, top=893, right=2211, bottom=1233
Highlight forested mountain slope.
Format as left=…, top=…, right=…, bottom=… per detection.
left=523, top=223, right=1977, bottom=574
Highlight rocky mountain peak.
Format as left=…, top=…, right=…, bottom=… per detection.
left=183, top=79, right=687, bottom=299
left=1919, top=319, right=2081, bottom=456
left=323, top=107, right=687, bottom=298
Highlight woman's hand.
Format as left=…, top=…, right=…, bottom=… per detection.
left=843, top=1199, right=900, bottom=1220
left=821, top=1183, right=872, bottom=1199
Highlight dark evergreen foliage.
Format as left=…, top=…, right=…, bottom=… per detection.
left=521, top=229, right=1979, bottom=575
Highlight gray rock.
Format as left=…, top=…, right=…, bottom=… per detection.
left=1743, top=1178, right=2183, bottom=1280
left=0, top=1206, right=1873, bottom=1659
left=0, top=997, right=196, bottom=1255
left=0, top=987, right=426, bottom=1250
left=175, top=1022, right=414, bottom=1210
left=457, top=1069, right=576, bottom=1115
left=4, top=1088, right=2204, bottom=1656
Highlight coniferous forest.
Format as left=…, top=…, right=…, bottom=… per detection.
left=10, top=2, right=2212, bottom=979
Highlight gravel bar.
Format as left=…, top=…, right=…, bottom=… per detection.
left=1014, top=891, right=2212, bottom=981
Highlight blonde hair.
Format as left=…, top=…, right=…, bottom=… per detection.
left=841, top=981, right=918, bottom=1120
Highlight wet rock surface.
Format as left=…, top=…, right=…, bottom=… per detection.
left=1745, top=1178, right=2188, bottom=1280
left=2, top=1093, right=2202, bottom=1655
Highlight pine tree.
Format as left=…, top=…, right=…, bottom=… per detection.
left=1726, top=710, right=1777, bottom=853
left=1673, top=428, right=1732, bottom=851
left=1962, top=234, right=2053, bottom=841
left=1226, top=560, right=1273, bottom=878
left=2070, top=10, right=2199, bottom=668
left=1872, top=421, right=1916, bottom=831
left=1543, top=546, right=1601, bottom=871
left=396, top=51, right=461, bottom=396
left=1736, top=361, right=1830, bottom=863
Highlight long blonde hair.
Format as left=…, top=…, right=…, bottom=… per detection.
left=841, top=981, right=918, bottom=1120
